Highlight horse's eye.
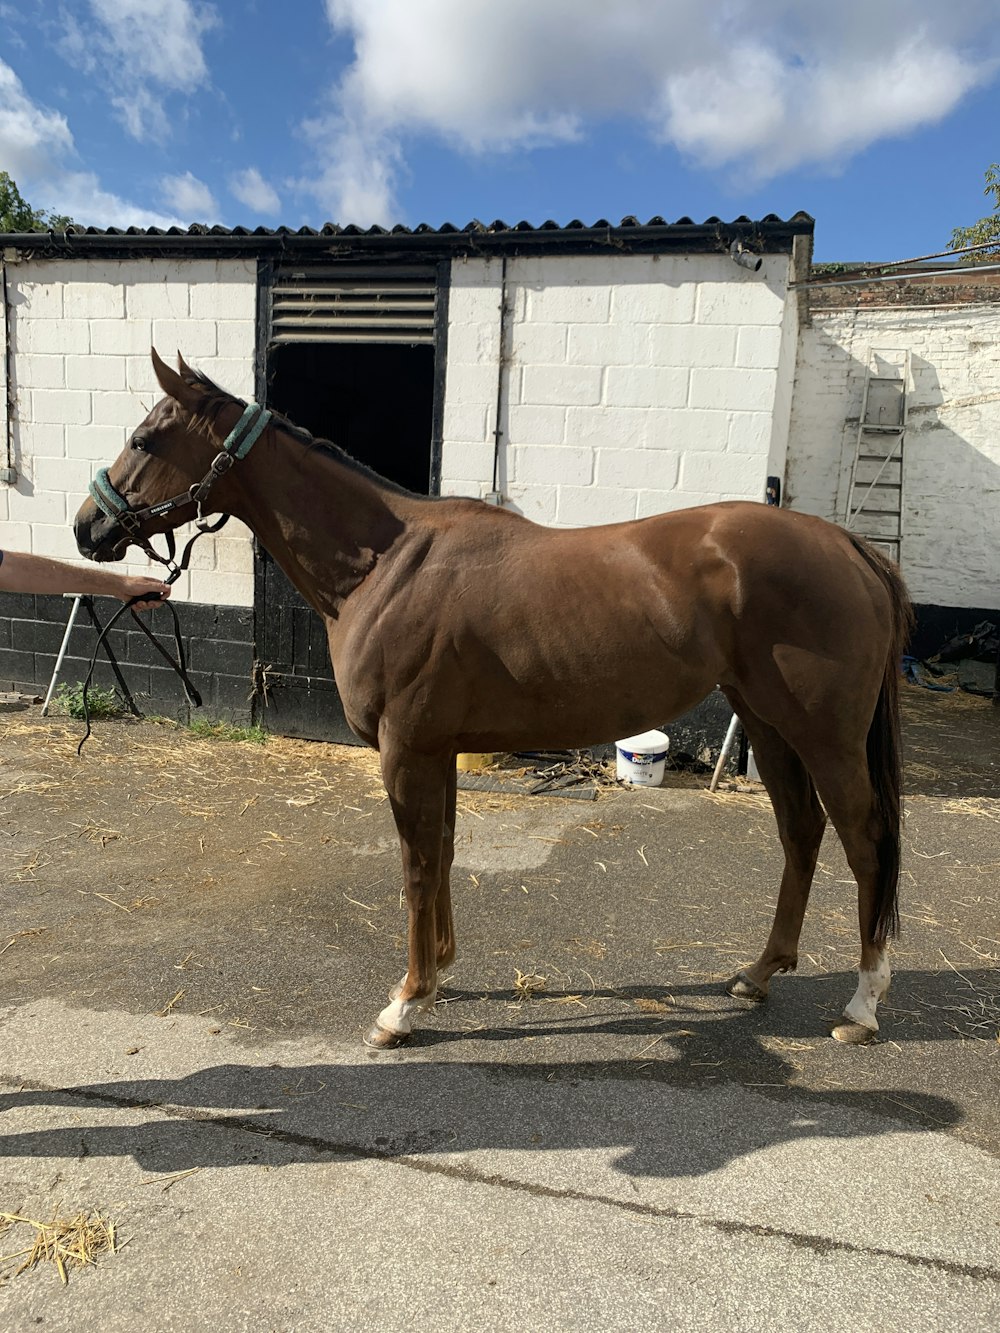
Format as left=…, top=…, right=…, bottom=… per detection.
left=131, top=435, right=148, bottom=452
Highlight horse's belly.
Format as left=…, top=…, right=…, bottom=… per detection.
left=454, top=630, right=718, bottom=751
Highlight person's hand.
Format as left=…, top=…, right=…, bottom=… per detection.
left=122, top=575, right=172, bottom=611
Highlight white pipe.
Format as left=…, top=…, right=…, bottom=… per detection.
left=709, top=713, right=741, bottom=792
left=41, top=595, right=82, bottom=715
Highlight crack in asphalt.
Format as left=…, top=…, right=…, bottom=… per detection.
left=3, top=1072, right=999, bottom=1287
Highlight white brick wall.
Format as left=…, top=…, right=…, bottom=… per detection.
left=441, top=253, right=794, bottom=524
left=787, top=303, right=1000, bottom=609
left=3, top=247, right=803, bottom=612
left=3, top=257, right=257, bottom=606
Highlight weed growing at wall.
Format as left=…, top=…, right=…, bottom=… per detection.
left=53, top=683, right=122, bottom=719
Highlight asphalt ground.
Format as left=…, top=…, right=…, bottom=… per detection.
left=0, top=686, right=997, bottom=1330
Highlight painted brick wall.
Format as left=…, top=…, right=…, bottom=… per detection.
left=3, top=251, right=800, bottom=608
left=786, top=302, right=1000, bottom=609
left=1, top=257, right=257, bottom=606
left=441, top=253, right=794, bottom=524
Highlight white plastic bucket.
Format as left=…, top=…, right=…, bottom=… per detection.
left=615, top=729, right=669, bottom=786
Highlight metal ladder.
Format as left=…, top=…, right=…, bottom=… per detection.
left=844, top=348, right=909, bottom=562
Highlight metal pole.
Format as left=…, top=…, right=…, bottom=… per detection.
left=41, top=595, right=82, bottom=715
left=709, top=713, right=741, bottom=792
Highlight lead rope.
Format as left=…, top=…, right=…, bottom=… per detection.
left=80, top=402, right=272, bottom=752
left=126, top=509, right=230, bottom=585
left=76, top=595, right=203, bottom=756
left=76, top=511, right=229, bottom=754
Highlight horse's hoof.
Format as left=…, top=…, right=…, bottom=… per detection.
left=830, top=1019, right=878, bottom=1045
left=362, top=1023, right=412, bottom=1050
left=726, top=971, right=768, bottom=1003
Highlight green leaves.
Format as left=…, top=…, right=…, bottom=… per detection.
left=0, top=171, right=73, bottom=233
left=949, top=163, right=1000, bottom=263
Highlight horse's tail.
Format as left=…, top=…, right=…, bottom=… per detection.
left=847, top=535, right=914, bottom=945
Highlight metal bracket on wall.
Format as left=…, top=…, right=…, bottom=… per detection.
left=250, top=660, right=282, bottom=704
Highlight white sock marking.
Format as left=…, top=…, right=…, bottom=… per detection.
left=843, top=955, right=891, bottom=1030
left=376, top=987, right=437, bottom=1035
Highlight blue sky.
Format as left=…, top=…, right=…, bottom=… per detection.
left=2, top=0, right=999, bottom=262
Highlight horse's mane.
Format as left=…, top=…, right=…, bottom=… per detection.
left=185, top=368, right=428, bottom=500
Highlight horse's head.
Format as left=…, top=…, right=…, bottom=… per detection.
left=74, top=348, right=254, bottom=563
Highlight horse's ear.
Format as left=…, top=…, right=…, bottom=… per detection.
left=176, top=352, right=198, bottom=383
left=151, top=346, right=203, bottom=413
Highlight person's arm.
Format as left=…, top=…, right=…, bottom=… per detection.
left=0, top=550, right=171, bottom=610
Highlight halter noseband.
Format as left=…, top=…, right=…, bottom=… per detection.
left=88, top=401, right=271, bottom=583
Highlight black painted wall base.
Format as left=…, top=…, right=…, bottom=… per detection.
left=0, top=591, right=254, bottom=725
left=0, top=595, right=994, bottom=740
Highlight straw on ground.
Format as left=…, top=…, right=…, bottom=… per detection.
left=0, top=1209, right=118, bottom=1285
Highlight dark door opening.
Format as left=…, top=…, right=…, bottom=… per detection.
left=255, top=341, right=437, bottom=742
left=268, top=342, right=435, bottom=491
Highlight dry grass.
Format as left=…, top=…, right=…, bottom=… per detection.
left=702, top=782, right=770, bottom=810
left=926, top=951, right=1000, bottom=1042
left=0, top=1209, right=118, bottom=1285
left=72, top=821, right=122, bottom=847
left=903, top=682, right=991, bottom=712
left=940, top=797, right=1000, bottom=822
left=512, top=968, right=547, bottom=1000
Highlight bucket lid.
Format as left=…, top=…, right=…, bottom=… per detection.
left=616, top=729, right=669, bottom=753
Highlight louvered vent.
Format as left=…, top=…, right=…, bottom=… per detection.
left=270, top=265, right=437, bottom=344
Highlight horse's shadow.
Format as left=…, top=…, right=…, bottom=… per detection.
left=423, top=960, right=996, bottom=1050
left=0, top=969, right=990, bottom=1182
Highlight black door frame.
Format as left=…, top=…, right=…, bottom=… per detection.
left=249, top=258, right=450, bottom=739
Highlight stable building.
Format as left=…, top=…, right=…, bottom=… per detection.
left=0, top=214, right=811, bottom=741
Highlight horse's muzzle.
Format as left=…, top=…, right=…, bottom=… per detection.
left=74, top=498, right=126, bottom=562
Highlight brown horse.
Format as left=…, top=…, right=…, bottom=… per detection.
left=74, top=350, right=913, bottom=1049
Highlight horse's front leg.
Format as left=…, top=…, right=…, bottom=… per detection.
left=388, top=759, right=457, bottom=993
left=364, top=741, right=452, bottom=1049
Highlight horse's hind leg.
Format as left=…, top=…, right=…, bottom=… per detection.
left=805, top=750, right=894, bottom=1044
left=723, top=694, right=827, bottom=1003
left=434, top=758, right=457, bottom=970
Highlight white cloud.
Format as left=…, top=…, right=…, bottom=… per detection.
left=658, top=34, right=989, bottom=183
left=53, top=171, right=184, bottom=229
left=0, top=58, right=181, bottom=228
left=61, top=0, right=218, bottom=142
left=160, top=170, right=219, bottom=221
left=309, top=0, right=999, bottom=222
left=297, top=112, right=402, bottom=226
left=0, top=58, right=74, bottom=183
left=90, top=0, right=216, bottom=92
left=228, top=166, right=281, bottom=215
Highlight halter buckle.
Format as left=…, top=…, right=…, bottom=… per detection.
left=210, top=450, right=236, bottom=477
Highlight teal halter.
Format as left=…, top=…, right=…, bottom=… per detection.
left=88, top=401, right=271, bottom=582
left=89, top=401, right=271, bottom=526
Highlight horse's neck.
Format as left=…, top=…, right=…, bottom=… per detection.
left=231, top=433, right=408, bottom=620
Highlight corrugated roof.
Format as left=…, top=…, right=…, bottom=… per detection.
left=0, top=212, right=814, bottom=260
